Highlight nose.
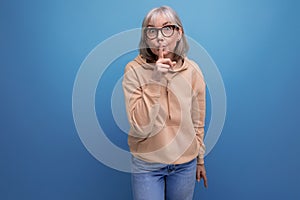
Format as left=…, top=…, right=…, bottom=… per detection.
left=156, top=30, right=164, bottom=41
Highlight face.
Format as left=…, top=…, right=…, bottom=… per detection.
left=146, top=14, right=182, bottom=59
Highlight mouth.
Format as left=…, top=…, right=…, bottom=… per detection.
left=157, top=45, right=167, bottom=51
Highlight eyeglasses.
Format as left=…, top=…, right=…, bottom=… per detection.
left=145, top=25, right=180, bottom=39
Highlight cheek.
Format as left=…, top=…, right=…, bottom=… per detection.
left=166, top=38, right=178, bottom=52
left=146, top=38, right=156, bottom=48
left=146, top=40, right=159, bottom=55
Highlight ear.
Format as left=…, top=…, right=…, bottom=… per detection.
left=177, top=28, right=183, bottom=41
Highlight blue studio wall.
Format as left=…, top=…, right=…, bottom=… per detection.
left=1, top=0, right=300, bottom=199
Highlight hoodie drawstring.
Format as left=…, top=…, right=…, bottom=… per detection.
left=166, top=79, right=171, bottom=119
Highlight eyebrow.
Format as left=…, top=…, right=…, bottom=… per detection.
left=147, top=21, right=172, bottom=27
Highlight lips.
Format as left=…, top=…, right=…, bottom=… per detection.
left=157, top=45, right=167, bottom=51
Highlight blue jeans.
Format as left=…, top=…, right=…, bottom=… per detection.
left=131, top=156, right=197, bottom=200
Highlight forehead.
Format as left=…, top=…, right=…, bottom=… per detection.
left=147, top=12, right=174, bottom=27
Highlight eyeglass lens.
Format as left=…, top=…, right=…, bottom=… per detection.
left=146, top=25, right=177, bottom=39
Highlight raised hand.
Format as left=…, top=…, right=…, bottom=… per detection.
left=152, top=48, right=176, bottom=81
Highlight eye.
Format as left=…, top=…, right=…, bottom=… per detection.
left=161, top=25, right=175, bottom=36
left=147, top=28, right=156, bottom=34
left=163, top=26, right=172, bottom=31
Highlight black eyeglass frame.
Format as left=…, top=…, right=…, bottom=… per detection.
left=144, top=25, right=180, bottom=39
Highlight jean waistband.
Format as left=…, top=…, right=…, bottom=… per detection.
left=131, top=155, right=196, bottom=173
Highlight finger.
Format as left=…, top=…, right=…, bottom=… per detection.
left=158, top=58, right=174, bottom=67
left=157, top=63, right=170, bottom=69
left=158, top=48, right=164, bottom=59
left=196, top=168, right=200, bottom=182
left=202, top=174, right=208, bottom=188
left=157, top=65, right=170, bottom=73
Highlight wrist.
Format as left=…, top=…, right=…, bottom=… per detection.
left=197, top=156, right=204, bottom=165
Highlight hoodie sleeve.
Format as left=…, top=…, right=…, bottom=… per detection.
left=191, top=65, right=206, bottom=165
left=122, top=63, right=164, bottom=137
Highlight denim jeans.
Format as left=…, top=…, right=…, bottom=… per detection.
left=131, top=156, right=197, bottom=200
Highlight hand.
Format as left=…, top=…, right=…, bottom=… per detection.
left=152, top=48, right=176, bottom=81
left=196, top=164, right=208, bottom=188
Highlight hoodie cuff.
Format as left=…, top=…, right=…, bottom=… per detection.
left=197, top=155, right=204, bottom=165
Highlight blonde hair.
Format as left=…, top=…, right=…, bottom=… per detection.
left=139, top=6, right=189, bottom=62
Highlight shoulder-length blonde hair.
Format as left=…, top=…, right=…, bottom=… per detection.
left=139, top=6, right=189, bottom=62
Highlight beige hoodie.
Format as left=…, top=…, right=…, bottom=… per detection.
left=122, top=55, right=206, bottom=165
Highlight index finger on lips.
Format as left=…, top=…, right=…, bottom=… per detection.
left=158, top=48, right=164, bottom=59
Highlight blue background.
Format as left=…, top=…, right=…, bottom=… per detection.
left=1, top=0, right=299, bottom=199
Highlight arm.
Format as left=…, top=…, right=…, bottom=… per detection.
left=122, top=64, right=161, bottom=136
left=122, top=53, right=175, bottom=137
left=191, top=67, right=208, bottom=187
left=191, top=68, right=206, bottom=165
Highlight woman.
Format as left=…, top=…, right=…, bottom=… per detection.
left=122, top=6, right=207, bottom=200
